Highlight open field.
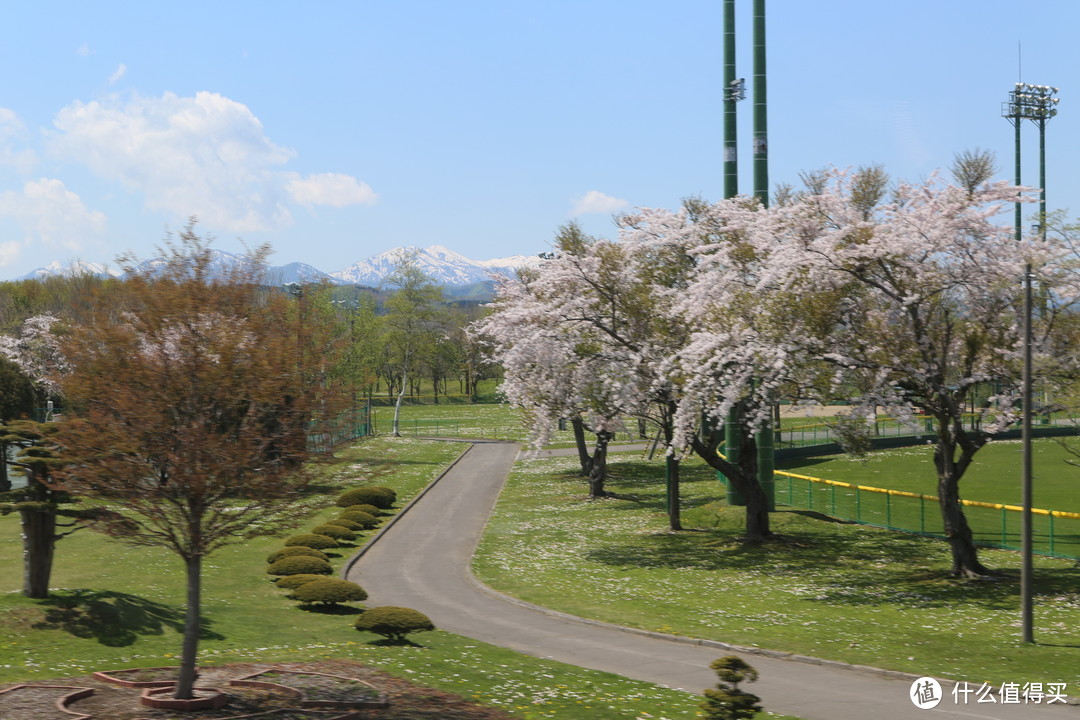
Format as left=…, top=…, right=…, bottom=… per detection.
left=0, top=436, right=734, bottom=720
left=774, top=440, right=1080, bottom=560
left=473, top=451, right=1080, bottom=692
left=778, top=438, right=1080, bottom=511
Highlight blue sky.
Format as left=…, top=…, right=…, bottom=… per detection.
left=0, top=1, right=1076, bottom=277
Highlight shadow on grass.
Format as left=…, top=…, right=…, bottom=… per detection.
left=297, top=604, right=365, bottom=615
left=31, top=589, right=223, bottom=647
left=584, top=512, right=1080, bottom=611
left=362, top=636, right=428, bottom=648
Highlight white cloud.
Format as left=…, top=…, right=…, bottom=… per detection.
left=49, top=91, right=376, bottom=233
left=76, top=44, right=91, bottom=57
left=0, top=178, right=106, bottom=254
left=287, top=172, right=377, bottom=208
left=0, top=108, right=38, bottom=173
left=108, top=63, right=127, bottom=85
left=571, top=190, right=628, bottom=216
left=0, top=241, right=19, bottom=268
left=50, top=91, right=294, bottom=232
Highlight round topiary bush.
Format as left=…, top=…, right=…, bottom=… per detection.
left=267, top=555, right=333, bottom=576
left=291, top=578, right=368, bottom=607
left=267, top=546, right=330, bottom=564
left=274, top=573, right=328, bottom=589
left=312, top=523, right=357, bottom=542
left=337, top=510, right=379, bottom=529
left=368, top=485, right=397, bottom=504
left=343, top=503, right=382, bottom=516
left=283, top=533, right=338, bottom=549
left=326, top=517, right=363, bottom=532
left=336, top=486, right=396, bottom=509
left=354, top=606, right=434, bottom=642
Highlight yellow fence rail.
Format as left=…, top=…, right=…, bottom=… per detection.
left=769, top=468, right=1080, bottom=561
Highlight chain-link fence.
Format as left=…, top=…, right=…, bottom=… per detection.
left=308, top=406, right=373, bottom=453
left=774, top=469, right=1080, bottom=561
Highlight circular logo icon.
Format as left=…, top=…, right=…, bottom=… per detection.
left=910, top=677, right=943, bottom=709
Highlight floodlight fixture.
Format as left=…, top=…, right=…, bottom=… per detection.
left=1004, top=82, right=1060, bottom=121
left=727, top=78, right=747, bottom=103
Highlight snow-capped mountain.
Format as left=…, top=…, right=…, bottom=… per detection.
left=18, top=260, right=123, bottom=280
left=13, top=245, right=542, bottom=288
left=329, top=245, right=538, bottom=286
left=264, top=261, right=337, bottom=285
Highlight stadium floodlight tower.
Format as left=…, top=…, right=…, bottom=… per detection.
left=1002, top=81, right=1059, bottom=645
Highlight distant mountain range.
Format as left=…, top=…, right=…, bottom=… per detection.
left=13, top=245, right=544, bottom=289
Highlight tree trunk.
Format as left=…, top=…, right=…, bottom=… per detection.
left=690, top=436, right=772, bottom=542
left=20, top=505, right=56, bottom=598
left=935, top=441, right=991, bottom=577
left=392, top=369, right=408, bottom=437
left=667, top=455, right=683, bottom=531
left=0, top=442, right=9, bottom=492
left=571, top=417, right=593, bottom=477
left=587, top=430, right=614, bottom=498
left=175, top=554, right=202, bottom=699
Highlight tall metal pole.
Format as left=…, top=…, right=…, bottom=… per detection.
left=752, top=0, right=768, bottom=205
left=1004, top=81, right=1057, bottom=645
left=1013, top=92, right=1034, bottom=646
left=1021, top=264, right=1034, bottom=644
left=722, top=0, right=744, bottom=506
left=1020, top=114, right=1047, bottom=646
left=752, top=0, right=774, bottom=510
left=723, top=0, right=738, bottom=199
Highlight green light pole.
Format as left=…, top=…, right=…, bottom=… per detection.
left=721, top=0, right=747, bottom=506
left=723, top=0, right=743, bottom=199
left=751, top=0, right=774, bottom=510
left=1002, top=81, right=1059, bottom=644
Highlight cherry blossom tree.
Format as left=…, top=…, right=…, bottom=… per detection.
left=478, top=226, right=636, bottom=499
left=619, top=197, right=801, bottom=541
left=739, top=169, right=1078, bottom=577
left=481, top=215, right=781, bottom=535
left=0, top=314, right=69, bottom=400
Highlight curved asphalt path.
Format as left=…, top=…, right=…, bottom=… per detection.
left=345, top=440, right=1078, bottom=720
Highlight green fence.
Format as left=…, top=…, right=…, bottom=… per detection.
left=308, top=407, right=373, bottom=453
left=774, top=469, right=1080, bottom=561
left=366, top=394, right=476, bottom=407
left=778, top=414, right=1065, bottom=449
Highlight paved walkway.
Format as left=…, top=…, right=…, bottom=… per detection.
left=345, top=441, right=1078, bottom=720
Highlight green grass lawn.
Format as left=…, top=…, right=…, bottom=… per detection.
left=778, top=438, right=1080, bottom=510
left=473, top=452, right=1080, bottom=693
left=0, top=436, right=760, bottom=720
left=371, top=402, right=654, bottom=449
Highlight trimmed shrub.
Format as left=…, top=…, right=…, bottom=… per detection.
left=292, top=578, right=368, bottom=607
left=701, top=656, right=762, bottom=720
left=336, top=486, right=396, bottom=509
left=338, top=510, right=379, bottom=529
left=312, top=523, right=357, bottom=542
left=267, top=546, right=329, bottom=564
left=283, top=533, right=338, bottom=549
left=343, top=503, right=382, bottom=517
left=354, top=606, right=434, bottom=641
left=327, top=517, right=363, bottom=532
left=267, top=555, right=333, bottom=576
left=274, top=573, right=327, bottom=590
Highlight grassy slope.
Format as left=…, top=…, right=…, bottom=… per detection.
left=0, top=436, right=748, bottom=720
left=474, top=452, right=1080, bottom=693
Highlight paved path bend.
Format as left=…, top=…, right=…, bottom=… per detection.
left=346, top=441, right=1078, bottom=720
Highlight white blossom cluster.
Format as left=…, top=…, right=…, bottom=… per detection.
left=0, top=313, right=69, bottom=397
left=477, top=169, right=1080, bottom=461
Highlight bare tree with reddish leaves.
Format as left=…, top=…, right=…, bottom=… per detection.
left=52, top=226, right=342, bottom=700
